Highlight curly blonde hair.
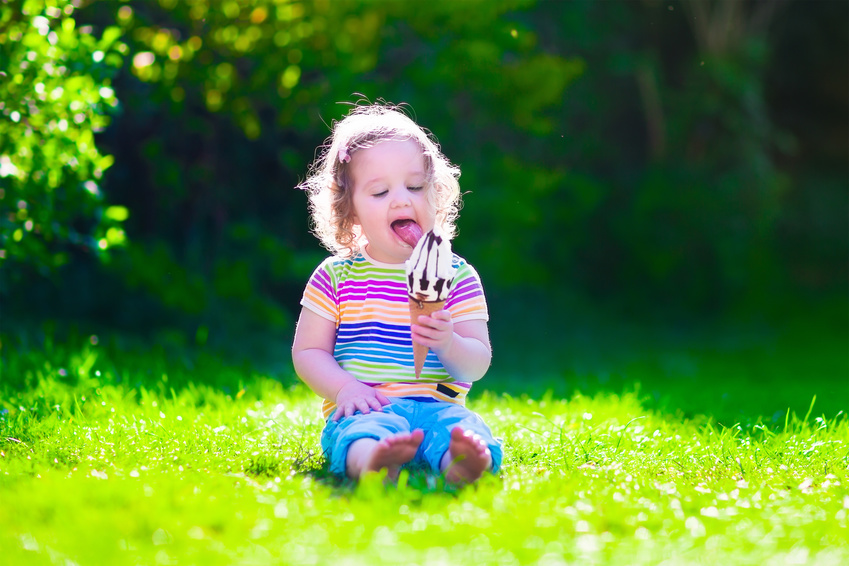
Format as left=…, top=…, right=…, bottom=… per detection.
left=299, top=103, right=462, bottom=258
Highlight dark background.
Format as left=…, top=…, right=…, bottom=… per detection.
left=2, top=0, right=847, bottom=418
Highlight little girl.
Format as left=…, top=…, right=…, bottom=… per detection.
left=292, top=104, right=502, bottom=484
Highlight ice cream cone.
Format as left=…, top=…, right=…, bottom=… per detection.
left=409, top=296, right=445, bottom=378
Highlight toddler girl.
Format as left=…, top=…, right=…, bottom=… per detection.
left=292, top=104, right=502, bottom=484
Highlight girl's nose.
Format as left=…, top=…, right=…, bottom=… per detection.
left=390, top=187, right=412, bottom=207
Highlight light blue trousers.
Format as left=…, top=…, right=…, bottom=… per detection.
left=320, top=398, right=503, bottom=478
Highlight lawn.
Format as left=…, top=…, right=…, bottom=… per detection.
left=1, top=308, right=847, bottom=565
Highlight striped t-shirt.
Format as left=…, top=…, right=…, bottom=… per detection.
left=300, top=247, right=489, bottom=418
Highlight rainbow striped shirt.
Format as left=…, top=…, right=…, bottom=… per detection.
left=300, top=248, right=489, bottom=418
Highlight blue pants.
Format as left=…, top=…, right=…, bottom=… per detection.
left=320, top=398, right=503, bottom=478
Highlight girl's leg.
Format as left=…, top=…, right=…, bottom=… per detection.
left=440, top=427, right=491, bottom=485
left=321, top=403, right=420, bottom=480
left=346, top=430, right=424, bottom=480
left=419, top=403, right=503, bottom=484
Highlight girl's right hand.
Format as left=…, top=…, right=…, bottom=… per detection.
left=332, top=380, right=391, bottom=421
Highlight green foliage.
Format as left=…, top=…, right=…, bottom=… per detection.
left=40, top=0, right=583, bottom=331
left=0, top=0, right=126, bottom=277
left=1, top=332, right=847, bottom=565
left=624, top=37, right=790, bottom=307
left=2, top=0, right=846, bottom=332
left=490, top=1, right=807, bottom=309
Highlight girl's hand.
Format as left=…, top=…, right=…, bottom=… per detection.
left=333, top=380, right=391, bottom=421
left=411, top=309, right=455, bottom=357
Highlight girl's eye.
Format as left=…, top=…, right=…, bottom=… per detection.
left=372, top=190, right=388, bottom=198
left=407, top=186, right=424, bottom=192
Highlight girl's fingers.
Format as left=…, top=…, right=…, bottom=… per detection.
left=412, top=324, right=444, bottom=339
left=333, top=404, right=349, bottom=421
left=413, top=328, right=450, bottom=346
left=341, top=402, right=360, bottom=419
left=333, top=393, right=391, bottom=420
left=415, top=316, right=448, bottom=329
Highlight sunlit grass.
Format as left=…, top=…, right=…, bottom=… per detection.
left=1, top=332, right=847, bottom=565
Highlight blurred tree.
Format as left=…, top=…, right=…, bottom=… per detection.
left=3, top=0, right=844, bottom=342
left=523, top=0, right=811, bottom=312
left=0, top=0, right=125, bottom=284
left=57, top=0, right=582, bottom=338
left=620, top=0, right=793, bottom=309
left=766, top=0, right=848, bottom=297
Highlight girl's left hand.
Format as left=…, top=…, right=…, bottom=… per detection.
left=411, top=309, right=454, bottom=357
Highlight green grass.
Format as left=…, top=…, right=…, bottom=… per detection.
left=1, top=318, right=847, bottom=566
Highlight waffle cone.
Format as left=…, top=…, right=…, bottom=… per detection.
left=409, top=296, right=445, bottom=378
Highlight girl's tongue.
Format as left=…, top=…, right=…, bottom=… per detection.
left=392, top=219, right=423, bottom=247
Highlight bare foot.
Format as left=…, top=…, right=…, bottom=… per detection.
left=359, top=430, right=424, bottom=480
left=442, top=427, right=492, bottom=485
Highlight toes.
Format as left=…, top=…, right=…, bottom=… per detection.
left=451, top=428, right=488, bottom=451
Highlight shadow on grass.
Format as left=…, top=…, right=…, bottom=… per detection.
left=485, top=290, right=848, bottom=426
left=4, top=291, right=846, bottom=433
left=1, top=319, right=301, bottom=399
left=294, top=462, right=491, bottom=497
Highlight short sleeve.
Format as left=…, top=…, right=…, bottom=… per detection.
left=300, top=259, right=339, bottom=324
left=445, top=259, right=488, bottom=323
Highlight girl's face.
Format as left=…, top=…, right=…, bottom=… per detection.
left=349, top=139, right=435, bottom=264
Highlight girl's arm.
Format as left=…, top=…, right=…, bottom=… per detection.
left=292, top=307, right=390, bottom=420
left=411, top=311, right=491, bottom=382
